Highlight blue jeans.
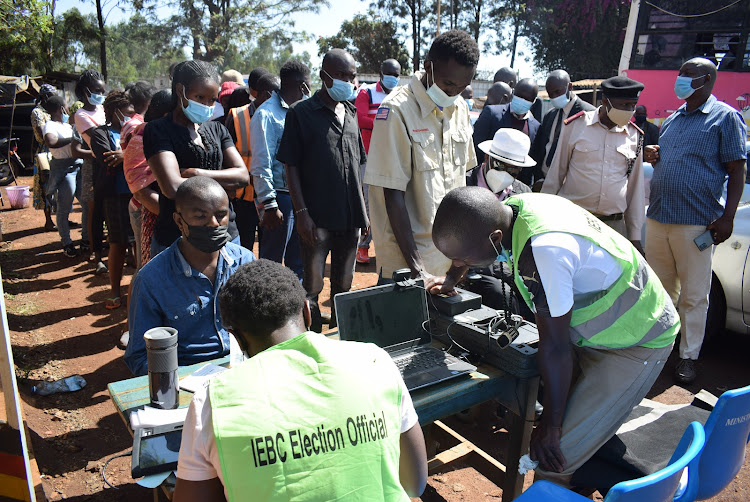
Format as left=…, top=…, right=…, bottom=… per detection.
left=299, top=228, right=359, bottom=332
left=259, top=193, right=303, bottom=279
left=48, top=158, right=83, bottom=246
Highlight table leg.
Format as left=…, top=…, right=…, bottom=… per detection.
left=502, top=376, right=540, bottom=500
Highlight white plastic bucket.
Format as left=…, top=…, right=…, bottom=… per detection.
left=6, top=185, right=30, bottom=209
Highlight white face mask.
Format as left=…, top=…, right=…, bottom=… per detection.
left=605, top=99, right=635, bottom=127
left=486, top=169, right=515, bottom=193
left=425, top=64, right=460, bottom=108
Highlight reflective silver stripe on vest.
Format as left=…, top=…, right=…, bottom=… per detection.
left=570, top=259, right=674, bottom=346
left=236, top=108, right=250, bottom=156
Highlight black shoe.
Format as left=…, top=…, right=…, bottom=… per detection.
left=63, top=243, right=80, bottom=257
left=675, top=358, right=697, bottom=384
left=80, top=240, right=91, bottom=253
left=68, top=220, right=81, bottom=228
left=320, top=312, right=332, bottom=324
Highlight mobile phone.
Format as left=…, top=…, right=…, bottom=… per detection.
left=694, top=230, right=715, bottom=252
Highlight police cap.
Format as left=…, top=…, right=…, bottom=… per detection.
left=601, top=76, right=644, bottom=99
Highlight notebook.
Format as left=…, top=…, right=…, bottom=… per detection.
left=334, top=281, right=476, bottom=391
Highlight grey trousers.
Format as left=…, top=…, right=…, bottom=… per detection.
left=534, top=342, right=673, bottom=488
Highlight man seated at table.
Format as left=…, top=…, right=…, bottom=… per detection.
left=430, top=187, right=679, bottom=489
left=174, top=259, right=428, bottom=502
left=124, top=176, right=255, bottom=376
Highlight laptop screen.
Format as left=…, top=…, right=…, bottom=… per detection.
left=334, top=283, right=429, bottom=348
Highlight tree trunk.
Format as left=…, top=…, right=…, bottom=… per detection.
left=411, top=0, right=419, bottom=71
left=94, top=0, right=107, bottom=81
left=510, top=15, right=519, bottom=67
left=473, top=0, right=481, bottom=42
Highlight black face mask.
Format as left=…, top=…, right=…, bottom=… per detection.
left=634, top=114, right=647, bottom=125
left=179, top=214, right=230, bottom=253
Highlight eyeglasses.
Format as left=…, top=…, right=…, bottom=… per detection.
left=489, top=157, right=521, bottom=175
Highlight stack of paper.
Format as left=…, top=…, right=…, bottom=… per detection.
left=130, top=406, right=189, bottom=429
left=178, top=363, right=227, bottom=393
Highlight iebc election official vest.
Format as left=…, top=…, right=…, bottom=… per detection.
left=505, top=193, right=679, bottom=349
left=209, top=332, right=408, bottom=502
left=229, top=104, right=254, bottom=203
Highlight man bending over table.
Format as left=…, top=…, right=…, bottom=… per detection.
left=124, top=176, right=255, bottom=376
left=431, top=187, right=678, bottom=488
left=174, top=259, right=428, bottom=502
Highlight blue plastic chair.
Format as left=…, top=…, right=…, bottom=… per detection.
left=694, top=384, right=750, bottom=500
left=514, top=421, right=705, bottom=502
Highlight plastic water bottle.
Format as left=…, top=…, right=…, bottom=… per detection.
left=31, top=375, right=87, bottom=396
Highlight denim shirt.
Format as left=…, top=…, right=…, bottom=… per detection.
left=250, top=91, right=289, bottom=211
left=124, top=239, right=255, bottom=376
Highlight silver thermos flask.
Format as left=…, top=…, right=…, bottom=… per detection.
left=143, top=327, right=179, bottom=409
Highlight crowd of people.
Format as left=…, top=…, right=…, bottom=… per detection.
left=27, top=27, right=746, bottom=499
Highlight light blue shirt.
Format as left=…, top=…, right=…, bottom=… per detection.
left=648, top=95, right=747, bottom=226
left=250, top=91, right=289, bottom=211
left=124, top=239, right=255, bottom=376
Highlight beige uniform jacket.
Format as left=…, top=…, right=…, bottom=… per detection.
left=541, top=108, right=645, bottom=239
left=364, top=72, right=477, bottom=278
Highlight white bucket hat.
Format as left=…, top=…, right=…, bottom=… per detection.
left=478, top=128, right=536, bottom=168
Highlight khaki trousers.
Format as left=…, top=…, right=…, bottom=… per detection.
left=535, top=342, right=672, bottom=488
left=645, top=218, right=713, bottom=360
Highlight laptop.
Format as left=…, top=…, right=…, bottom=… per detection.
left=334, top=281, right=476, bottom=391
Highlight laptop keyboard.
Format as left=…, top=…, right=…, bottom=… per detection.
left=394, top=349, right=445, bottom=376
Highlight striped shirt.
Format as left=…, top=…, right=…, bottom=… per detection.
left=648, top=95, right=747, bottom=226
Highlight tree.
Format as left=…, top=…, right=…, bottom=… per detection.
left=143, top=0, right=329, bottom=64
left=521, top=0, right=631, bottom=79
left=371, top=0, right=429, bottom=71
left=222, top=30, right=313, bottom=75
left=0, top=0, right=53, bottom=75
left=317, top=14, right=410, bottom=74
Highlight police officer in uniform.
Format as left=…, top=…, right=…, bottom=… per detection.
left=542, top=76, right=646, bottom=254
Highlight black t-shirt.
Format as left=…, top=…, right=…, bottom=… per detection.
left=276, top=91, right=368, bottom=230
left=143, top=112, right=239, bottom=246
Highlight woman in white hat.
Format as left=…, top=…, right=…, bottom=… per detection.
left=467, top=127, right=537, bottom=200
left=463, top=128, right=537, bottom=319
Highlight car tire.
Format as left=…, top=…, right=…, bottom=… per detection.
left=704, top=273, right=726, bottom=344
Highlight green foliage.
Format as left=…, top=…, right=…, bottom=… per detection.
left=521, top=0, right=631, bottom=79
left=222, top=30, right=314, bottom=76
left=371, top=0, right=429, bottom=71
left=0, top=0, right=53, bottom=75
left=317, top=14, right=411, bottom=74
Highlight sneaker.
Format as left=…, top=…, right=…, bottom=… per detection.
left=118, top=331, right=129, bottom=349
left=63, top=243, right=80, bottom=257
left=94, top=261, right=108, bottom=276
left=80, top=240, right=91, bottom=253
left=675, top=358, right=697, bottom=384
left=356, top=247, right=370, bottom=264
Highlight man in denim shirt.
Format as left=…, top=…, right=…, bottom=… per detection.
left=250, top=61, right=311, bottom=279
left=645, top=57, right=747, bottom=384
left=125, top=177, right=255, bottom=376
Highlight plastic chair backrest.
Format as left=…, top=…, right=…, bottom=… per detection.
left=695, top=385, right=750, bottom=500
left=604, top=422, right=705, bottom=502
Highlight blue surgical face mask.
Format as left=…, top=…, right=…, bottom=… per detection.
left=489, top=234, right=510, bottom=263
left=550, top=91, right=570, bottom=109
left=465, top=99, right=474, bottom=110
left=425, top=64, right=461, bottom=108
left=322, top=70, right=356, bottom=102
left=87, top=88, right=105, bottom=106
left=300, top=82, right=311, bottom=100
left=61, top=112, right=70, bottom=123
left=381, top=75, right=399, bottom=90
left=510, top=95, right=533, bottom=116
left=674, top=74, right=707, bottom=100
left=181, top=88, right=215, bottom=124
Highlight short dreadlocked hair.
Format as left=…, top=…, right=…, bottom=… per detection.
left=170, top=60, right=220, bottom=109
left=219, top=259, right=307, bottom=338
left=280, top=60, right=310, bottom=90
left=102, top=90, right=132, bottom=126
left=75, top=69, right=105, bottom=102
left=426, top=30, right=480, bottom=68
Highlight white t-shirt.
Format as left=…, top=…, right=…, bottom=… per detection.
left=43, top=120, right=74, bottom=159
left=531, top=232, right=623, bottom=317
left=176, top=368, right=419, bottom=496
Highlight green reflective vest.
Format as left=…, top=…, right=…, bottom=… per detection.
left=209, top=331, right=408, bottom=502
left=505, top=193, right=679, bottom=349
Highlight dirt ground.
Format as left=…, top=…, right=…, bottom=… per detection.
left=1, top=175, right=750, bottom=501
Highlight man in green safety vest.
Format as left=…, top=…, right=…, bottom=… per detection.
left=173, top=259, right=428, bottom=502
left=431, top=187, right=679, bottom=488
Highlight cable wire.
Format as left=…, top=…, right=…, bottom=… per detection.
left=644, top=0, right=742, bottom=19
left=102, top=451, right=132, bottom=489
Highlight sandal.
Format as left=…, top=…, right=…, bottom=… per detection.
left=105, top=297, right=121, bottom=310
